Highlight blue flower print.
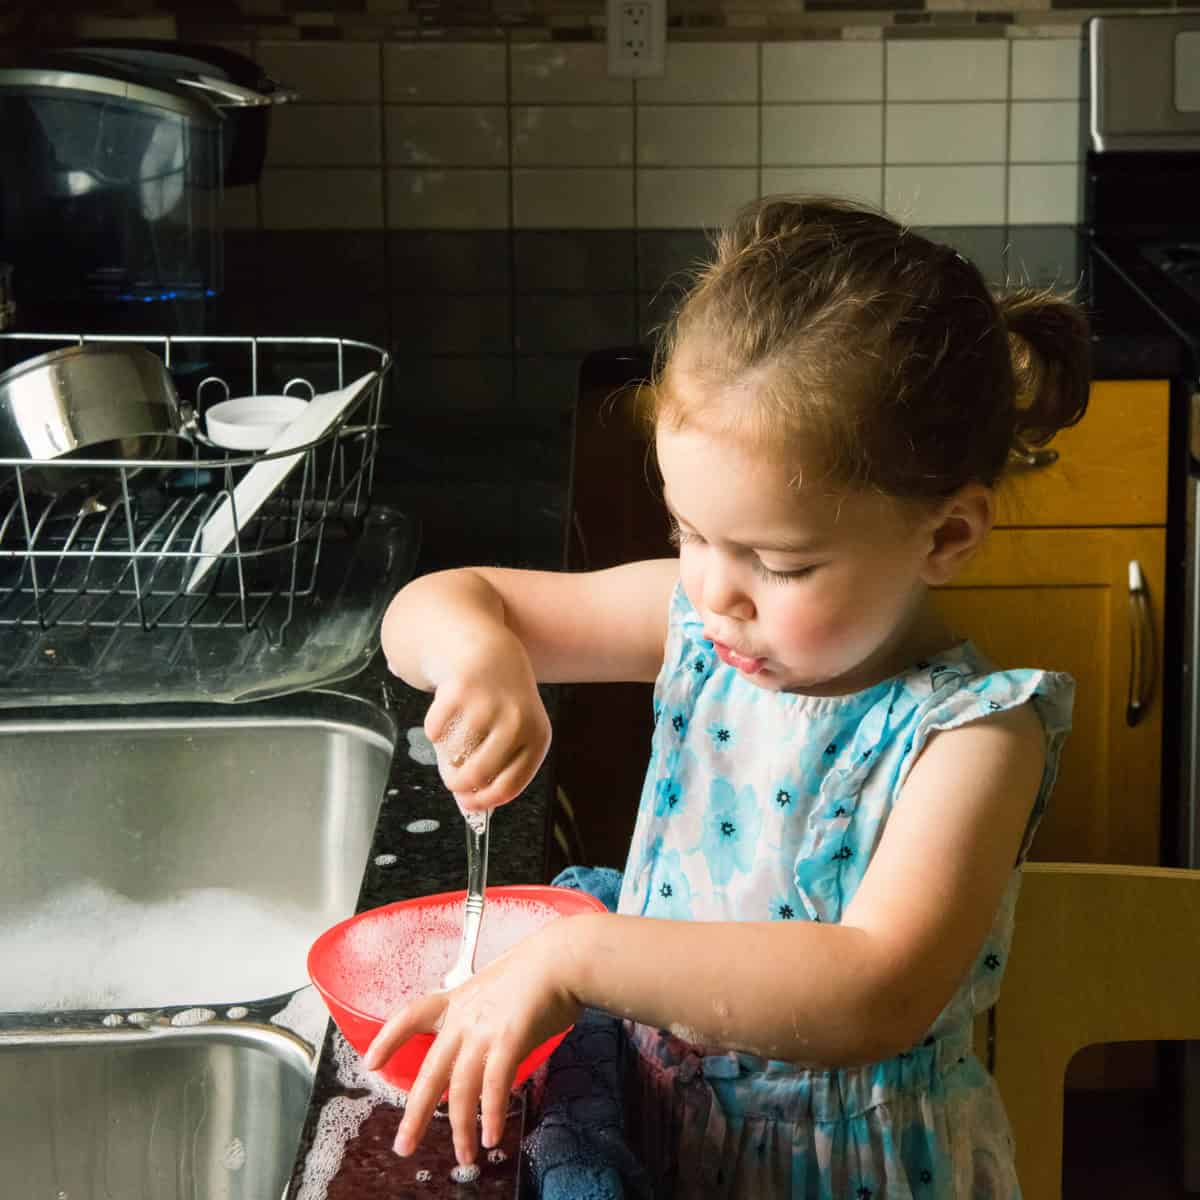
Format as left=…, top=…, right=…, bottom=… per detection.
left=646, top=849, right=693, bottom=920
left=695, top=778, right=763, bottom=886
left=769, top=893, right=799, bottom=920
left=664, top=705, right=689, bottom=740
left=653, top=746, right=697, bottom=818
left=706, top=722, right=735, bottom=750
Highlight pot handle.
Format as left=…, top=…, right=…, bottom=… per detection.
left=175, top=73, right=298, bottom=108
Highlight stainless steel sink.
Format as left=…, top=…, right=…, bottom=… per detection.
left=0, top=686, right=397, bottom=1197
left=0, top=689, right=395, bottom=1012
left=0, top=1024, right=313, bottom=1200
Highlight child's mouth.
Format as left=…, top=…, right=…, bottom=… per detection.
left=712, top=640, right=766, bottom=675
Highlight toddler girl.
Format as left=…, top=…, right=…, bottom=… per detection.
left=366, top=195, right=1091, bottom=1198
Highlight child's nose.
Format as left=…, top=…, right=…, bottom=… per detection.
left=703, top=560, right=755, bottom=620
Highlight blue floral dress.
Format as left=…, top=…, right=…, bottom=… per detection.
left=611, top=582, right=1074, bottom=1199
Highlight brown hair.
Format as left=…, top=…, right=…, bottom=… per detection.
left=651, top=195, right=1091, bottom=500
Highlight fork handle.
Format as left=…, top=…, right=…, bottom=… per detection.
left=458, top=808, right=491, bottom=969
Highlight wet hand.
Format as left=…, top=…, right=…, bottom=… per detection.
left=363, top=919, right=581, bottom=1165
left=424, top=632, right=551, bottom=812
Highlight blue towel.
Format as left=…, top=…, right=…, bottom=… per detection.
left=521, top=868, right=652, bottom=1200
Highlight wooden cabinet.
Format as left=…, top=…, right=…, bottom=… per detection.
left=933, top=379, right=1170, bottom=868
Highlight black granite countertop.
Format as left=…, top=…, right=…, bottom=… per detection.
left=284, top=657, right=555, bottom=1199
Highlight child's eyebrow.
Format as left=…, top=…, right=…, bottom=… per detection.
left=662, top=493, right=826, bottom=555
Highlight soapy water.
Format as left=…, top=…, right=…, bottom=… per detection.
left=0, top=879, right=318, bottom=1010
left=328, top=896, right=563, bottom=1015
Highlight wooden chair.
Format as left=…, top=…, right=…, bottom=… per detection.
left=990, top=862, right=1200, bottom=1199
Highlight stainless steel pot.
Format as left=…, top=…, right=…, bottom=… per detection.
left=0, top=342, right=189, bottom=463
left=0, top=342, right=196, bottom=506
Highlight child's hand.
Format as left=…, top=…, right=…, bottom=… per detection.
left=363, top=917, right=582, bottom=1166
left=425, top=627, right=552, bottom=814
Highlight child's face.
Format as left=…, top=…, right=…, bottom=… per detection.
left=655, top=422, right=948, bottom=695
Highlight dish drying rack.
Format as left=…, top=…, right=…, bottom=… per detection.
left=0, top=332, right=418, bottom=707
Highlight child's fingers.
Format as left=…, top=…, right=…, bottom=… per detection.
left=479, top=1041, right=522, bottom=1148
left=363, top=993, right=443, bottom=1071
left=394, top=1031, right=461, bottom=1155
left=451, top=742, right=540, bottom=812
left=447, top=1045, right=488, bottom=1165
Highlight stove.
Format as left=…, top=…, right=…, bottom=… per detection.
left=1080, top=15, right=1200, bottom=1191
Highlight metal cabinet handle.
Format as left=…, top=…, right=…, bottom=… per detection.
left=1008, top=447, right=1059, bottom=471
left=1127, top=560, right=1157, bottom=727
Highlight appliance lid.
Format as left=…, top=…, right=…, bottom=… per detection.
left=1089, top=14, right=1200, bottom=154
left=0, top=49, right=221, bottom=124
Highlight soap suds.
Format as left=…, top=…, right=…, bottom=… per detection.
left=270, top=985, right=330, bottom=1051
left=450, top=1163, right=481, bottom=1184
left=405, top=819, right=439, bottom=835
left=406, top=727, right=437, bottom=766
left=0, top=879, right=317, bottom=1010
left=170, top=1006, right=215, bottom=1027
left=323, top=897, right=564, bottom=1016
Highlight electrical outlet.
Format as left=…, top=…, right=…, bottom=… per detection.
left=606, top=0, right=665, bottom=78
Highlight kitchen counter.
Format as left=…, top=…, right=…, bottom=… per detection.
left=284, top=658, right=555, bottom=1199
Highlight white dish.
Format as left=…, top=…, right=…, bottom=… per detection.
left=204, top=394, right=310, bottom=451
left=185, top=371, right=378, bottom=593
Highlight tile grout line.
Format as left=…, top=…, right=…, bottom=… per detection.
left=1003, top=38, right=1013, bottom=237
left=881, top=38, right=888, bottom=213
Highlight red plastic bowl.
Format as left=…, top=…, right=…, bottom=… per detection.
left=307, top=883, right=606, bottom=1091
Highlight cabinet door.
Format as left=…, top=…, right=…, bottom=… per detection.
left=933, top=525, right=1166, bottom=866
left=995, top=379, right=1168, bottom=528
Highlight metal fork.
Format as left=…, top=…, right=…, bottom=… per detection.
left=441, top=807, right=491, bottom=991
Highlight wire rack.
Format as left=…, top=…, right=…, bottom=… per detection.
left=0, top=333, right=413, bottom=704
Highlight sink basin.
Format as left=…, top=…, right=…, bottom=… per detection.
left=0, top=686, right=397, bottom=1196
left=0, top=690, right=395, bottom=1012
left=0, top=1023, right=312, bottom=1200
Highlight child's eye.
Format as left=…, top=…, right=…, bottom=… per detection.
left=752, top=560, right=818, bottom=584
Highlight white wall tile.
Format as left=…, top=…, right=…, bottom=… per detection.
left=886, top=103, right=1006, bottom=164
left=763, top=104, right=882, bottom=165
left=885, top=164, right=1006, bottom=225
left=255, top=42, right=380, bottom=104
left=636, top=43, right=758, bottom=104
left=386, top=107, right=507, bottom=167
left=1008, top=164, right=1080, bottom=224
left=513, top=107, right=633, bottom=166
left=763, top=42, right=883, bottom=102
left=762, top=166, right=883, bottom=209
left=261, top=168, right=384, bottom=229
left=1011, top=38, right=1082, bottom=101
left=637, top=168, right=757, bottom=228
left=514, top=169, right=634, bottom=228
left=638, top=106, right=757, bottom=167
left=511, top=44, right=632, bottom=104
left=387, top=169, right=508, bottom=229
left=384, top=43, right=506, bottom=104
left=265, top=104, right=382, bottom=166
left=886, top=41, right=1008, bottom=102
left=1009, top=101, right=1081, bottom=162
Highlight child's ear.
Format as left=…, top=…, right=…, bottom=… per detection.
left=921, top=484, right=994, bottom=585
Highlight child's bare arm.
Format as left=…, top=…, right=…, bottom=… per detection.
left=370, top=703, right=1047, bottom=1163
left=566, top=703, right=1047, bottom=1063
left=379, top=559, right=677, bottom=809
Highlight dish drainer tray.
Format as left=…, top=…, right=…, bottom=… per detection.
left=0, top=333, right=416, bottom=704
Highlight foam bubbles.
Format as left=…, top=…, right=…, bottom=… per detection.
left=295, top=1095, right=375, bottom=1200
left=0, top=879, right=318, bottom=1010
left=221, top=1137, right=246, bottom=1171
left=270, top=986, right=330, bottom=1051
left=450, top=1164, right=481, bottom=1184
left=170, top=1007, right=215, bottom=1027
left=325, top=897, right=563, bottom=1016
